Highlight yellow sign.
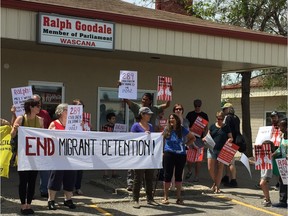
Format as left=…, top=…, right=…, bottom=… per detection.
left=0, top=125, right=13, bottom=178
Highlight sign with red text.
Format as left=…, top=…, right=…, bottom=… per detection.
left=118, top=70, right=137, bottom=99
left=38, top=13, right=115, bottom=50
left=217, top=141, right=239, bottom=165
left=190, top=116, right=208, bottom=137
left=157, top=76, right=172, bottom=101
left=17, top=127, right=163, bottom=171
left=254, top=144, right=272, bottom=170
left=11, top=86, right=33, bottom=117
left=276, top=158, right=288, bottom=185
left=66, top=105, right=83, bottom=131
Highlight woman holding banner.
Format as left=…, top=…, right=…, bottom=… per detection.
left=162, top=113, right=195, bottom=205
left=11, top=98, right=44, bottom=215
left=131, top=107, right=158, bottom=209
left=47, top=103, right=77, bottom=210
left=203, top=111, right=233, bottom=194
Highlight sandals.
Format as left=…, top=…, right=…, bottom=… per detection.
left=176, top=199, right=184, bottom=205
left=161, top=199, right=170, bottom=205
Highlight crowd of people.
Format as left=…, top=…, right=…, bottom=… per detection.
left=1, top=91, right=287, bottom=214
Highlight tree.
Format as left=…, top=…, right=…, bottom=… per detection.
left=134, top=0, right=287, bottom=156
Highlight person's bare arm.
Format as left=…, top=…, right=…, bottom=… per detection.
left=11, top=116, right=24, bottom=138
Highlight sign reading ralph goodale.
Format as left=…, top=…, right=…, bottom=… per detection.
left=37, top=13, right=115, bottom=50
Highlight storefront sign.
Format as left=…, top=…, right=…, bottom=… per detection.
left=38, top=13, right=115, bottom=50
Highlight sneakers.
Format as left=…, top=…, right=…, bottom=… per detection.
left=221, top=175, right=229, bottom=184
left=64, top=200, right=76, bottom=209
left=147, top=200, right=159, bottom=206
left=272, top=202, right=288, bottom=208
left=185, top=172, right=192, bottom=180
left=262, top=199, right=272, bottom=207
left=48, top=200, right=57, bottom=210
left=133, top=201, right=140, bottom=209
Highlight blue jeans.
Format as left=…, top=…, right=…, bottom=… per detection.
left=39, top=170, right=50, bottom=194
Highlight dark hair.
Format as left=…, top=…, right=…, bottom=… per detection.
left=194, top=99, right=202, bottom=107
left=262, top=140, right=275, bottom=153
left=280, top=118, right=287, bottom=128
left=106, top=112, right=116, bottom=121
left=24, top=98, right=40, bottom=114
left=163, top=114, right=182, bottom=139
left=142, top=93, right=153, bottom=103
left=72, top=98, right=85, bottom=108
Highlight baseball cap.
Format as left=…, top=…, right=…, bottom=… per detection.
left=271, top=111, right=279, bottom=117
left=222, top=103, right=233, bottom=109
left=139, top=107, right=153, bottom=115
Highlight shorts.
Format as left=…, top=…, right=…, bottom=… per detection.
left=261, top=169, right=272, bottom=180
left=207, top=148, right=220, bottom=159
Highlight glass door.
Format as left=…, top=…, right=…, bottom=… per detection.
left=28, top=80, right=65, bottom=119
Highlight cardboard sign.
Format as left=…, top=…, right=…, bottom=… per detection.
left=66, top=105, right=83, bottom=131
left=118, top=70, right=137, bottom=99
left=254, top=144, right=272, bottom=170
left=11, top=86, right=33, bottom=117
left=190, top=116, right=208, bottom=137
left=157, top=76, right=172, bottom=101
left=276, top=158, right=287, bottom=185
left=217, top=141, right=239, bottom=165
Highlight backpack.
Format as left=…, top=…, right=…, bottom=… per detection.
left=235, top=133, right=246, bottom=153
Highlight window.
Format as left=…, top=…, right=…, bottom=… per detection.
left=97, top=87, right=156, bottom=131
left=29, top=81, right=65, bottom=119
left=265, top=111, right=287, bottom=126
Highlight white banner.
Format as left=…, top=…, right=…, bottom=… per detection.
left=17, top=127, right=163, bottom=171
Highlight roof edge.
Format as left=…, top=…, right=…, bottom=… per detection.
left=1, top=0, right=287, bottom=45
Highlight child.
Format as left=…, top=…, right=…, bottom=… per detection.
left=259, top=140, right=275, bottom=207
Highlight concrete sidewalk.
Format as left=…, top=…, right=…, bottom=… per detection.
left=0, top=158, right=284, bottom=215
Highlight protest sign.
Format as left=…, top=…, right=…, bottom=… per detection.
left=0, top=125, right=13, bottom=178
left=186, top=147, right=204, bottom=163
left=17, top=127, right=163, bottom=171
left=66, top=105, right=83, bottom=131
left=113, top=123, right=127, bottom=132
left=276, top=158, right=287, bottom=185
left=254, top=126, right=272, bottom=145
left=118, top=70, right=137, bottom=99
left=240, top=153, right=252, bottom=178
left=83, top=112, right=92, bottom=131
left=11, top=86, right=33, bottom=117
left=203, top=133, right=215, bottom=150
left=190, top=116, right=208, bottom=137
left=157, top=76, right=172, bottom=101
left=217, top=141, right=239, bottom=165
left=254, top=144, right=272, bottom=170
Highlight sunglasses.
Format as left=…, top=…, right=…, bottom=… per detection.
left=175, top=108, right=183, bottom=111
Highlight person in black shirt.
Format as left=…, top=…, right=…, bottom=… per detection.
left=185, top=99, right=209, bottom=182
left=221, top=103, right=240, bottom=187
